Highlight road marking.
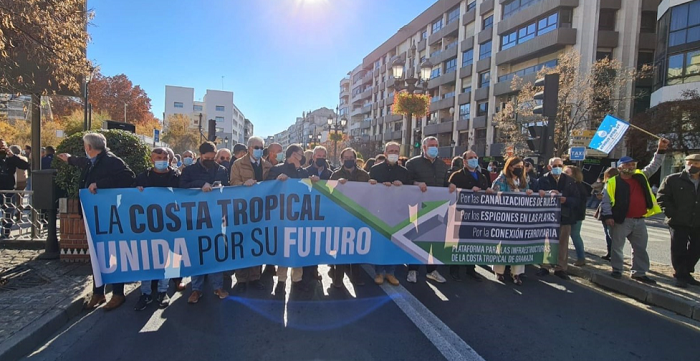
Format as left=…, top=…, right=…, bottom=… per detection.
left=362, top=265, right=485, bottom=361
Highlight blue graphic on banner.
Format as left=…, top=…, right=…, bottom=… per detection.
left=588, top=115, right=630, bottom=154
left=569, top=147, right=586, bottom=161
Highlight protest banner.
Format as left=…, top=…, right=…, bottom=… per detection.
left=80, top=180, right=560, bottom=285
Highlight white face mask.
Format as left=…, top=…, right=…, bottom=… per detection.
left=387, top=154, right=399, bottom=164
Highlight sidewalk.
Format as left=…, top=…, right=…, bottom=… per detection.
left=567, top=248, right=700, bottom=322
left=0, top=247, right=92, bottom=361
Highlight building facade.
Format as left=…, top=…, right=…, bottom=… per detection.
left=339, top=0, right=661, bottom=159
left=269, top=107, right=336, bottom=149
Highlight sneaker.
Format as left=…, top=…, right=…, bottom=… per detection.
left=496, top=274, right=505, bottom=282
left=156, top=292, right=170, bottom=308
left=601, top=254, right=611, bottom=261
left=426, top=270, right=446, bottom=283
left=536, top=268, right=550, bottom=277
left=574, top=259, right=586, bottom=267
left=513, top=274, right=523, bottom=286
left=214, top=288, right=229, bottom=299
left=631, top=275, right=657, bottom=285
left=385, top=274, right=400, bottom=286
left=610, top=271, right=622, bottom=279
left=554, top=270, right=570, bottom=280
left=450, top=272, right=463, bottom=282
left=407, top=270, right=417, bottom=283
left=134, top=294, right=153, bottom=311
left=675, top=278, right=688, bottom=289
left=374, top=274, right=384, bottom=285
left=188, top=290, right=202, bottom=304
left=103, top=295, right=126, bottom=311
left=85, top=294, right=106, bottom=309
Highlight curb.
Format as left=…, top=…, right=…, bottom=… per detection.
left=0, top=239, right=46, bottom=249
left=0, top=285, right=90, bottom=361
left=568, top=265, right=699, bottom=321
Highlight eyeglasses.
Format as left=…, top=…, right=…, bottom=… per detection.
left=252, top=146, right=263, bottom=150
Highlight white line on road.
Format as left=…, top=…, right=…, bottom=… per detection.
left=362, top=265, right=485, bottom=361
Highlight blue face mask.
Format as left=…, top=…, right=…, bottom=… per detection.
left=154, top=160, right=169, bottom=171
left=183, top=157, right=193, bottom=166
left=551, top=167, right=563, bottom=176
left=426, top=146, right=439, bottom=158
left=86, top=151, right=96, bottom=163
left=177, top=161, right=182, bottom=168
left=276, top=153, right=284, bottom=162
left=252, top=148, right=264, bottom=160
left=467, top=158, right=479, bottom=169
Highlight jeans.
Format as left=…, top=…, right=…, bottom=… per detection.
left=587, top=195, right=600, bottom=209
left=570, top=220, right=585, bottom=260
left=602, top=221, right=612, bottom=255
left=375, top=265, right=396, bottom=276
left=191, top=273, right=223, bottom=292
left=93, top=280, right=124, bottom=296
left=141, top=279, right=168, bottom=295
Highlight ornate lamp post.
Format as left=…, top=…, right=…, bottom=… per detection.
left=327, top=111, right=347, bottom=166
left=391, top=43, right=433, bottom=157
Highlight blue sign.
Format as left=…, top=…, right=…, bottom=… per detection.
left=153, top=129, right=160, bottom=143
left=570, top=147, right=586, bottom=161
left=588, top=115, right=629, bottom=154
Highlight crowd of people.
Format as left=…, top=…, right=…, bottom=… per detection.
left=54, top=132, right=698, bottom=313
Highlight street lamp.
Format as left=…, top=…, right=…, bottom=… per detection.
left=327, top=109, right=347, bottom=166
left=392, top=42, right=433, bottom=157
left=83, top=65, right=99, bottom=131
left=224, top=136, right=229, bottom=150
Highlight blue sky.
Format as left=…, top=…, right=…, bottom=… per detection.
left=87, top=0, right=434, bottom=138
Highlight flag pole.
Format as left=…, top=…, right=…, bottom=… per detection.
left=628, top=123, right=662, bottom=139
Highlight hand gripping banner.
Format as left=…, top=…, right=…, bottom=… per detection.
left=80, top=180, right=560, bottom=286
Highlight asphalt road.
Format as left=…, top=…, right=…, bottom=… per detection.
left=23, top=264, right=698, bottom=361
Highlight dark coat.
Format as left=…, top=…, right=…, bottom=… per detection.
left=267, top=162, right=310, bottom=180
left=68, top=151, right=135, bottom=190
left=369, top=162, right=412, bottom=184
left=179, top=161, right=229, bottom=188
left=0, top=154, right=29, bottom=190
left=304, top=164, right=333, bottom=180
left=41, top=154, right=54, bottom=170
left=657, top=171, right=700, bottom=228
left=405, top=155, right=449, bottom=187
left=448, top=168, right=490, bottom=190
left=536, top=172, right=580, bottom=225
left=135, top=168, right=180, bottom=188
left=572, top=181, right=588, bottom=221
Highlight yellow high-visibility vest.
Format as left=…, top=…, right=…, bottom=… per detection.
left=606, top=171, right=662, bottom=218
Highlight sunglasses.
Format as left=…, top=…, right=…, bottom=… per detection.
left=552, top=164, right=563, bottom=168
left=252, top=146, right=263, bottom=150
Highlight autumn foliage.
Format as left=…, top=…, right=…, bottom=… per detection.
left=392, top=91, right=430, bottom=117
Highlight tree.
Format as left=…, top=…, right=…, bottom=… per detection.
left=629, top=90, right=700, bottom=161
left=494, top=50, right=647, bottom=158
left=320, top=131, right=350, bottom=162
left=135, top=115, right=162, bottom=138
left=0, top=0, right=90, bottom=95
left=58, top=108, right=104, bottom=136
left=161, top=114, right=200, bottom=154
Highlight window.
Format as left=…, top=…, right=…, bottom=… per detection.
left=497, top=59, right=558, bottom=83
left=467, top=1, right=476, bottom=11
left=447, top=7, right=460, bottom=24
left=193, top=105, right=203, bottom=111
left=422, top=30, right=428, bottom=39
left=174, top=102, right=183, bottom=108
left=478, top=71, right=491, bottom=88
left=640, top=11, right=657, bottom=33
left=375, top=60, right=381, bottom=69
left=479, top=40, right=492, bottom=59
left=538, top=13, right=558, bottom=34
left=477, top=101, right=489, bottom=116
left=462, top=49, right=474, bottom=67
left=598, top=10, right=616, bottom=31
left=637, top=52, right=654, bottom=71
left=444, top=91, right=455, bottom=98
left=666, top=49, right=700, bottom=85
left=459, top=104, right=471, bottom=120
left=483, top=15, right=493, bottom=30
left=669, top=0, right=700, bottom=46
left=431, top=67, right=441, bottom=79
left=432, top=18, right=443, bottom=33
left=215, top=105, right=225, bottom=112
left=462, top=85, right=472, bottom=94
left=503, top=0, right=539, bottom=19
left=445, top=58, right=457, bottom=73
left=501, top=12, right=558, bottom=50
left=215, top=116, right=225, bottom=123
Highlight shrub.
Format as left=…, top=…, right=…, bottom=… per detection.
left=53, top=130, right=151, bottom=199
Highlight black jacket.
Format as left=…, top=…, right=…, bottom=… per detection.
left=448, top=168, right=490, bottom=190
left=267, top=162, right=309, bottom=180
left=657, top=171, right=700, bottom=228
left=369, top=162, right=412, bottom=184
left=135, top=168, right=180, bottom=188
left=536, top=172, right=579, bottom=225
left=68, top=151, right=135, bottom=190
left=304, top=164, right=333, bottom=180
left=0, top=154, right=29, bottom=191
left=179, top=161, right=229, bottom=188
left=405, top=155, right=449, bottom=187
left=572, top=181, right=588, bottom=221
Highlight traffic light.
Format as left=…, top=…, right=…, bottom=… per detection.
left=533, top=74, right=559, bottom=160
left=413, top=128, right=422, bottom=148
left=207, top=119, right=216, bottom=142
left=526, top=125, right=547, bottom=154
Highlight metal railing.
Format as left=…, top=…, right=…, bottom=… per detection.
left=0, top=191, right=48, bottom=239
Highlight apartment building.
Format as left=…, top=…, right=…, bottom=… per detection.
left=270, top=107, right=337, bottom=148
left=164, top=86, right=252, bottom=148
left=339, top=0, right=661, bottom=159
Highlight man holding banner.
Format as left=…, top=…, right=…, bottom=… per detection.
left=600, top=138, right=669, bottom=284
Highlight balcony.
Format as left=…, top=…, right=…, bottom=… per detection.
left=358, top=134, right=370, bottom=142
left=386, top=77, right=395, bottom=88
left=383, top=130, right=402, bottom=141
left=371, top=118, right=377, bottom=127
left=494, top=72, right=537, bottom=96
left=638, top=33, right=656, bottom=50
left=361, top=120, right=371, bottom=129
left=438, top=146, right=454, bottom=158
left=428, top=71, right=457, bottom=89
left=389, top=114, right=402, bottom=122
left=362, top=71, right=373, bottom=84
left=489, top=142, right=506, bottom=157
left=417, top=39, right=427, bottom=52
left=473, top=115, right=487, bottom=128
left=461, top=36, right=474, bottom=51
left=497, top=0, right=579, bottom=35
left=597, top=30, right=619, bottom=48
left=454, top=145, right=467, bottom=157
left=430, top=45, right=459, bottom=65
left=476, top=57, right=491, bottom=73
left=360, top=87, right=373, bottom=100
left=373, top=68, right=380, bottom=77
left=458, top=92, right=471, bottom=105
left=460, top=64, right=473, bottom=78
left=600, top=0, right=621, bottom=9
left=474, top=86, right=490, bottom=101
left=381, top=64, right=387, bottom=74
left=480, top=0, right=494, bottom=15
left=495, top=28, right=577, bottom=66
left=462, top=8, right=476, bottom=26
left=362, top=103, right=372, bottom=114
left=351, top=107, right=363, bottom=117
left=429, top=18, right=459, bottom=45
left=430, top=96, right=455, bottom=112
left=377, top=116, right=385, bottom=125
left=378, top=99, right=385, bottom=108
left=424, top=120, right=453, bottom=136
left=472, top=143, right=486, bottom=156
left=386, top=95, right=395, bottom=105
left=340, top=88, right=350, bottom=98
left=351, top=92, right=362, bottom=103
left=456, top=119, right=470, bottom=131
left=340, top=77, right=350, bottom=86
left=477, top=28, right=493, bottom=45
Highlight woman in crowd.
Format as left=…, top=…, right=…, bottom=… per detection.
left=595, top=167, right=619, bottom=261
left=564, top=165, right=588, bottom=266
left=491, top=156, right=535, bottom=285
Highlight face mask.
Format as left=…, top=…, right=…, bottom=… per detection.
left=467, top=158, right=479, bottom=169
left=387, top=154, right=399, bottom=164
left=620, top=168, right=635, bottom=175
left=344, top=159, right=356, bottom=169
left=512, top=168, right=524, bottom=177
left=551, top=167, right=563, bottom=176
left=426, top=147, right=439, bottom=158
left=252, top=149, right=263, bottom=160
left=300, top=155, right=307, bottom=166
left=183, top=157, right=193, bottom=166
left=686, top=165, right=700, bottom=174
left=487, top=166, right=492, bottom=172
left=316, top=158, right=327, bottom=167
left=202, top=159, right=217, bottom=169
left=177, top=161, right=182, bottom=168
left=219, top=160, right=231, bottom=169
left=154, top=160, right=169, bottom=171
left=276, top=153, right=284, bottom=163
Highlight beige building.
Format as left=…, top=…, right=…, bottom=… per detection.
left=339, top=0, right=661, bottom=159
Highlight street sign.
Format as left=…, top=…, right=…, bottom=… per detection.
left=570, top=146, right=586, bottom=161
left=154, top=129, right=160, bottom=143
